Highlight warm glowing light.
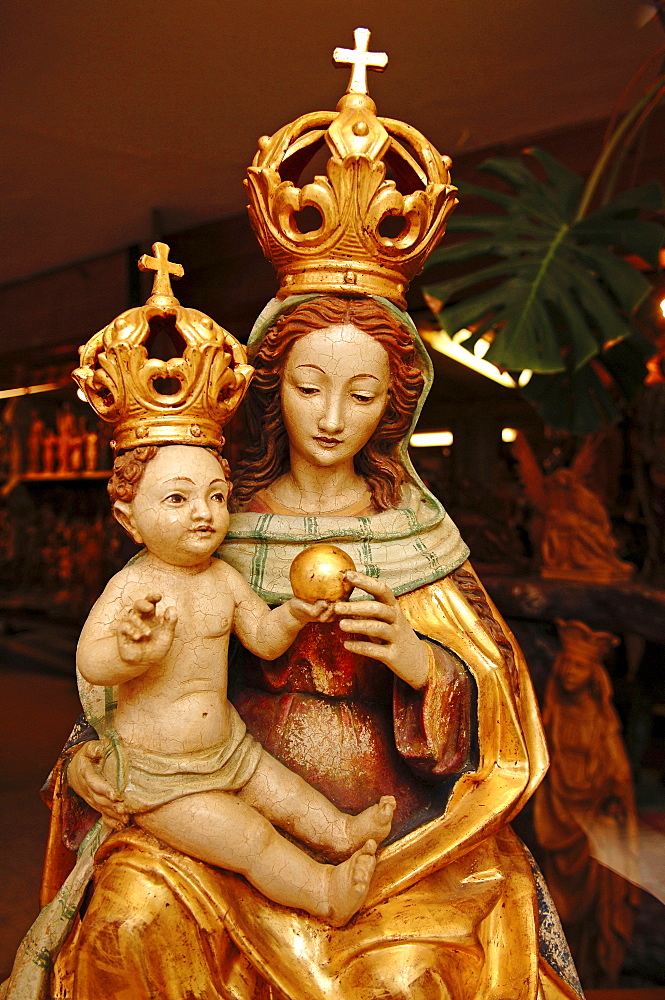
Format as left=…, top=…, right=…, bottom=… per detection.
left=0, top=381, right=62, bottom=400
left=502, top=427, right=518, bottom=443
left=422, top=329, right=530, bottom=389
left=454, top=328, right=492, bottom=358
left=410, top=430, right=454, bottom=448
left=660, top=297, right=665, bottom=320
left=76, top=387, right=87, bottom=401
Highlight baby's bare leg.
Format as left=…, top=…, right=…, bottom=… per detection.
left=238, top=749, right=395, bottom=859
left=136, top=791, right=376, bottom=925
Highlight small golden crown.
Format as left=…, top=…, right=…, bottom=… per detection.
left=245, top=28, right=458, bottom=310
left=73, top=243, right=253, bottom=453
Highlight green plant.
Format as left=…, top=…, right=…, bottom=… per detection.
left=423, top=79, right=665, bottom=433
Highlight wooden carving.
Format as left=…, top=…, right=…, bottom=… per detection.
left=512, top=431, right=633, bottom=582
left=533, top=619, right=640, bottom=987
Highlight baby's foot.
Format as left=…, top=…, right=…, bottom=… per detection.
left=342, top=795, right=396, bottom=854
left=325, top=840, right=377, bottom=927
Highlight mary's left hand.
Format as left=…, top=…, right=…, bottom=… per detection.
left=334, top=571, right=429, bottom=690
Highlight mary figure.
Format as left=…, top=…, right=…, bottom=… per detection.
left=48, top=292, right=581, bottom=1000
left=8, top=30, right=583, bottom=1000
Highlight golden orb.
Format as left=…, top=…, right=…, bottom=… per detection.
left=290, top=544, right=357, bottom=602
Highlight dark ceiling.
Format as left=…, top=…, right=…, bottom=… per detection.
left=1, top=0, right=661, bottom=288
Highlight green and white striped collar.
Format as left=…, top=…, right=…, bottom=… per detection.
left=221, top=484, right=469, bottom=604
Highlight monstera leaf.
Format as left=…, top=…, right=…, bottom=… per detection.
left=422, top=147, right=664, bottom=430
left=518, top=332, right=657, bottom=434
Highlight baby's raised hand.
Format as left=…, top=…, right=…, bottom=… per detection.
left=286, top=598, right=335, bottom=625
left=116, top=593, right=178, bottom=664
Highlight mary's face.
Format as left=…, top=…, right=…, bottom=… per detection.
left=280, top=324, right=390, bottom=470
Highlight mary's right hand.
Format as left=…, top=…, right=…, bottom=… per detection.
left=67, top=740, right=130, bottom=830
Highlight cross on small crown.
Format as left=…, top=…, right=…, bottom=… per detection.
left=138, top=242, right=184, bottom=300
left=333, top=27, right=388, bottom=96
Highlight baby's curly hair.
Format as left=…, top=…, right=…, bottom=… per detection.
left=107, top=445, right=230, bottom=506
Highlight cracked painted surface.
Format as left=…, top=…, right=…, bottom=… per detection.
left=5, top=302, right=581, bottom=1000
left=75, top=443, right=397, bottom=926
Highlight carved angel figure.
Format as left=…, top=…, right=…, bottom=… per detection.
left=511, top=431, right=634, bottom=582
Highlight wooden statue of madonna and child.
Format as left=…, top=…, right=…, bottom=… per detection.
left=3, top=29, right=585, bottom=1000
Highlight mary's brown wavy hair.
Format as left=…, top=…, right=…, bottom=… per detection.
left=231, top=296, right=424, bottom=511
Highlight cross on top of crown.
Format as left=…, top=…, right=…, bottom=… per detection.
left=333, top=27, right=388, bottom=96
left=138, top=242, right=184, bottom=301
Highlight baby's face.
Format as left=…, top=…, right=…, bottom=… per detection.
left=122, top=446, right=229, bottom=567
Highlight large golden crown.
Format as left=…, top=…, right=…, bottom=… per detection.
left=73, top=244, right=253, bottom=453
left=245, top=28, right=458, bottom=310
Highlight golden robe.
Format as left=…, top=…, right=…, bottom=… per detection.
left=48, top=564, right=582, bottom=1000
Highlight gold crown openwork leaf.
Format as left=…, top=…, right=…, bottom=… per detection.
left=73, top=243, right=253, bottom=453
left=245, top=29, right=459, bottom=309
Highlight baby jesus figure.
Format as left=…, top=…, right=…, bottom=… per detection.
left=77, top=443, right=395, bottom=926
